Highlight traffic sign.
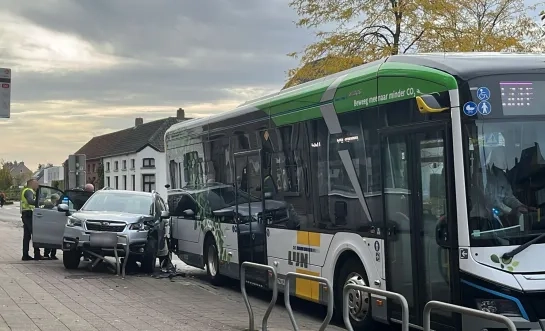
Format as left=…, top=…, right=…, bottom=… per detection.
left=0, top=68, right=11, bottom=119
left=463, top=101, right=477, bottom=116
left=478, top=101, right=491, bottom=115
left=477, top=87, right=491, bottom=101
left=484, top=132, right=501, bottom=147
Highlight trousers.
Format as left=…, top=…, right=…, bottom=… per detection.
left=22, top=211, right=40, bottom=257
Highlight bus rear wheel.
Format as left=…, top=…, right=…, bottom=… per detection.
left=334, top=257, right=378, bottom=330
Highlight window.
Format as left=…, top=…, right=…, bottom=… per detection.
left=123, top=175, right=127, bottom=190
left=106, top=176, right=111, bottom=187
left=114, top=161, right=119, bottom=171
left=143, top=174, right=155, bottom=192
left=82, top=192, right=153, bottom=215
left=114, top=176, right=119, bottom=189
left=36, top=186, right=63, bottom=209
left=131, top=159, right=135, bottom=169
left=106, top=162, right=110, bottom=172
left=87, top=164, right=91, bottom=173
left=142, top=158, right=155, bottom=168
left=122, top=160, right=127, bottom=170
left=131, top=175, right=135, bottom=191
left=92, top=164, right=96, bottom=172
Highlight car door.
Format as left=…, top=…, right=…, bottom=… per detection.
left=32, top=186, right=92, bottom=249
left=156, top=197, right=169, bottom=257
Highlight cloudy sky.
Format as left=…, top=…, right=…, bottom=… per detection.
left=0, top=0, right=315, bottom=171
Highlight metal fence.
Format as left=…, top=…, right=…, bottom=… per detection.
left=240, top=261, right=278, bottom=331
left=343, top=284, right=409, bottom=331
left=284, top=272, right=334, bottom=331
left=423, top=300, right=517, bottom=331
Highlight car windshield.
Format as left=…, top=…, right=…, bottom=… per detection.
left=464, top=75, right=545, bottom=247
left=193, top=186, right=260, bottom=211
left=81, top=192, right=153, bottom=215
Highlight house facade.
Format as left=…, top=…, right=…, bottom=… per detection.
left=43, top=166, right=64, bottom=186
left=69, top=108, right=188, bottom=197
left=5, top=162, right=33, bottom=187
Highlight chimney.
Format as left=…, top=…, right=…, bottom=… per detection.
left=135, top=118, right=144, bottom=126
left=177, top=108, right=185, bottom=120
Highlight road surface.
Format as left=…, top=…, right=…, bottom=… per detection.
left=0, top=202, right=348, bottom=330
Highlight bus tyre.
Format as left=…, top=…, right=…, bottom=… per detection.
left=205, top=237, right=223, bottom=286
left=63, top=250, right=81, bottom=270
left=334, top=257, right=378, bottom=330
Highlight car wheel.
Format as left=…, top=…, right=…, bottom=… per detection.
left=334, top=257, right=379, bottom=330
left=205, top=236, right=223, bottom=285
left=141, top=238, right=158, bottom=274
left=63, top=250, right=81, bottom=270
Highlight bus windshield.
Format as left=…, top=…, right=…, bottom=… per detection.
left=464, top=75, right=545, bottom=247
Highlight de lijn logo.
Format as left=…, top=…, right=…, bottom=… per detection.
left=490, top=254, right=519, bottom=272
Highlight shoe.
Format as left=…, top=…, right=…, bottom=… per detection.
left=43, top=255, right=51, bottom=260
left=51, top=256, right=58, bottom=260
left=34, top=255, right=44, bottom=261
left=21, top=255, right=33, bottom=261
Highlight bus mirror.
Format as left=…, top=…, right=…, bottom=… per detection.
left=416, top=94, right=449, bottom=114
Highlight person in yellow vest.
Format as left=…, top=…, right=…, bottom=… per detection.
left=20, top=179, right=42, bottom=261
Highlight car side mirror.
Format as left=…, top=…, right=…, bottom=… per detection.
left=160, top=210, right=170, bottom=219
left=57, top=204, right=69, bottom=212
left=182, top=209, right=195, bottom=218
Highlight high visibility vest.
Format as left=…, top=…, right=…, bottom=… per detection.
left=21, top=187, right=35, bottom=212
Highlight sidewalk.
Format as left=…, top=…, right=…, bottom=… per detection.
left=0, top=211, right=346, bottom=331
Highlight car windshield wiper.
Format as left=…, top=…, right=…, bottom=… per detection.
left=502, top=232, right=545, bottom=260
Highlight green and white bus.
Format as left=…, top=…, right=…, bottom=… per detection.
left=165, top=53, right=545, bottom=331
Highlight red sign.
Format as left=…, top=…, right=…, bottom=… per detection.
left=1, top=84, right=8, bottom=88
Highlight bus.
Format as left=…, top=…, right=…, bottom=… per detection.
left=164, top=53, right=545, bottom=331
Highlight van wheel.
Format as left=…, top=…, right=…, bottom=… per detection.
left=334, top=257, right=378, bottom=330
left=141, top=238, right=158, bottom=274
left=63, top=250, right=81, bottom=270
left=204, top=237, right=223, bottom=286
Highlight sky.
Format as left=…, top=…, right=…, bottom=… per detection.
left=0, top=0, right=315, bottom=171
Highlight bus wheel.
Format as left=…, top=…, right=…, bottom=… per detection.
left=204, top=237, right=223, bottom=286
left=335, top=257, right=377, bottom=329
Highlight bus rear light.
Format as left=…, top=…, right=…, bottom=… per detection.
left=375, top=299, right=384, bottom=306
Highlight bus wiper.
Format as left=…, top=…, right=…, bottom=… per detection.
left=502, top=232, right=545, bottom=260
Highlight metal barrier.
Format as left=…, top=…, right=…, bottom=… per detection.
left=423, top=301, right=517, bottom=331
left=343, top=284, right=409, bottom=331
left=284, top=272, right=334, bottom=331
left=240, top=261, right=278, bottom=331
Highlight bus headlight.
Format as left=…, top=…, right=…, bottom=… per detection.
left=475, top=299, right=522, bottom=317
left=66, top=216, right=82, bottom=227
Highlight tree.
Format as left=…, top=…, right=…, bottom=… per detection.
left=0, top=167, right=13, bottom=191
left=37, top=163, right=53, bottom=171
left=286, top=0, right=542, bottom=86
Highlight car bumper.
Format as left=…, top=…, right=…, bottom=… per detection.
left=62, top=226, right=150, bottom=256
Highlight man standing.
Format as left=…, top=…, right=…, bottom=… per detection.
left=21, top=179, right=42, bottom=261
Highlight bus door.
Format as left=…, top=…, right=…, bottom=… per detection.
left=380, top=121, right=458, bottom=330
left=234, top=149, right=268, bottom=284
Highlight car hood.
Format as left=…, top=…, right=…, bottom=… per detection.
left=72, top=210, right=152, bottom=224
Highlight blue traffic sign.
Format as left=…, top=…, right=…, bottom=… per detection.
left=478, top=101, right=491, bottom=115
left=463, top=101, right=478, bottom=116
left=477, top=87, right=491, bottom=101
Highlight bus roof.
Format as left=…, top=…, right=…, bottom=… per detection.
left=165, top=52, right=545, bottom=138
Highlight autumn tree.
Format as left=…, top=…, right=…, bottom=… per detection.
left=286, top=0, right=542, bottom=87
left=0, top=167, right=13, bottom=191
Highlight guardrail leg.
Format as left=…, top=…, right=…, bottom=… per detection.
left=284, top=272, right=334, bottom=331
left=423, top=300, right=517, bottom=331
left=343, top=284, right=409, bottom=331
left=241, top=261, right=278, bottom=331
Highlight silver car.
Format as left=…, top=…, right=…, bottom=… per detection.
left=32, top=187, right=169, bottom=273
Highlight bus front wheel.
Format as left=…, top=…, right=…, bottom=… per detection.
left=204, top=236, right=223, bottom=286
left=334, top=257, right=378, bottom=330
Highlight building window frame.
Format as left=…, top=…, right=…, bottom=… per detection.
left=142, top=158, right=155, bottom=169
left=131, top=174, right=135, bottom=190
left=122, top=160, right=127, bottom=170
left=142, top=174, right=156, bottom=192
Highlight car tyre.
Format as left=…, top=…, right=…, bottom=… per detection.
left=334, top=257, right=379, bottom=330
left=63, top=250, right=81, bottom=270
left=205, top=236, right=223, bottom=286
left=141, top=238, right=158, bottom=274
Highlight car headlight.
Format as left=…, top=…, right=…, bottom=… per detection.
left=66, top=216, right=82, bottom=227
left=129, top=222, right=148, bottom=231
left=475, top=299, right=522, bottom=317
